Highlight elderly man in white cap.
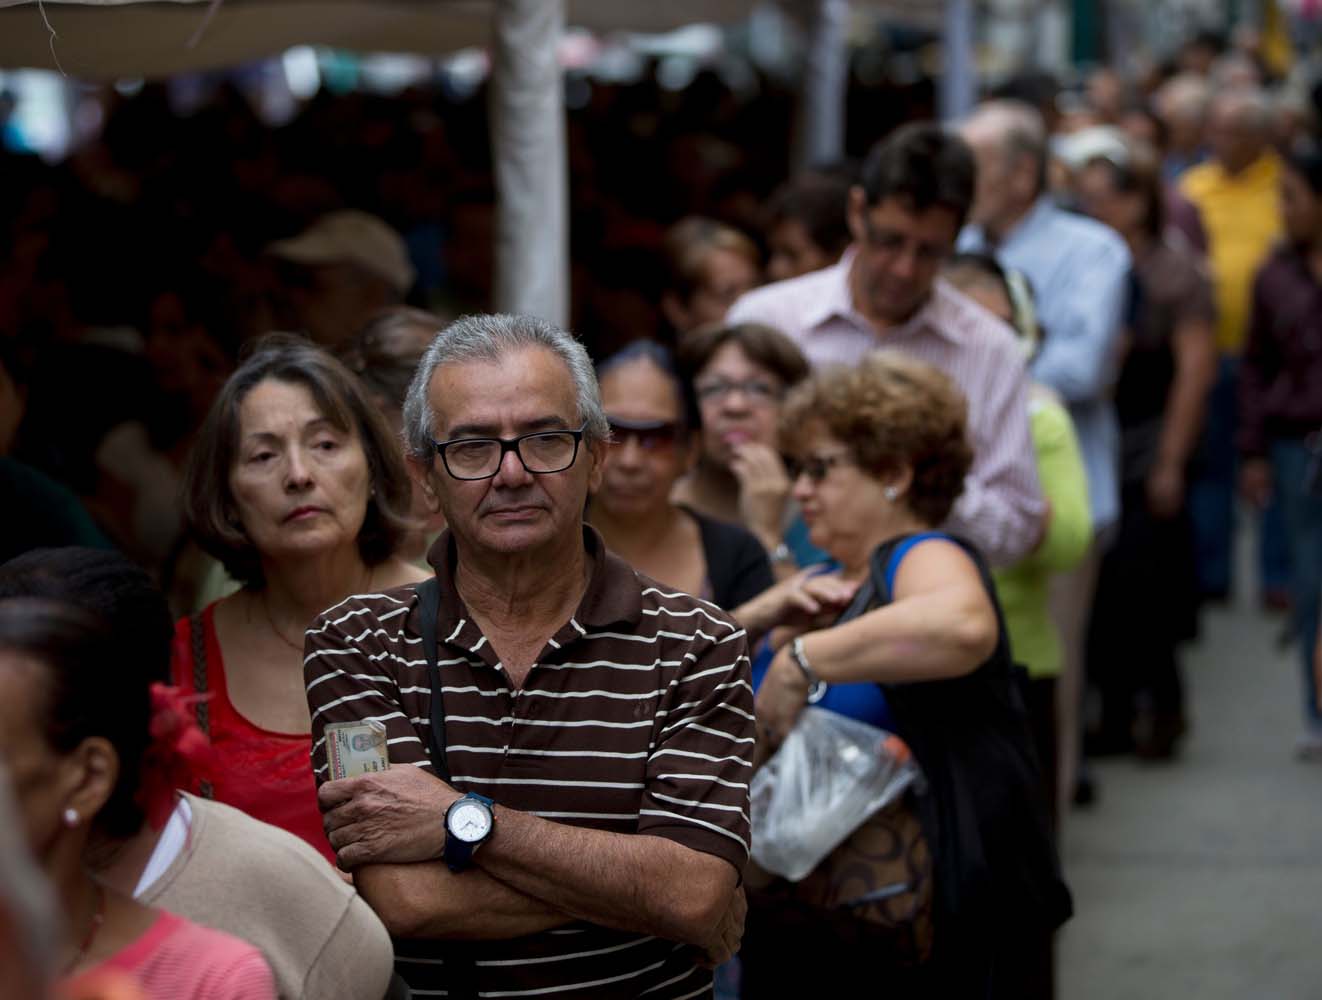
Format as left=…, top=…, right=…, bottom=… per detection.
left=267, top=210, right=416, bottom=347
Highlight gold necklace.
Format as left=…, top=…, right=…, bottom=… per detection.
left=260, top=594, right=305, bottom=653
left=260, top=568, right=375, bottom=653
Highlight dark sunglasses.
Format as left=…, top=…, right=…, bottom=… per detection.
left=607, top=418, right=683, bottom=451
left=784, top=451, right=852, bottom=483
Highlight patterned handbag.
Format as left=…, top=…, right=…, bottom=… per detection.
left=748, top=790, right=935, bottom=965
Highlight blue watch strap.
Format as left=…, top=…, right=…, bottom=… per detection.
left=444, top=793, right=495, bottom=873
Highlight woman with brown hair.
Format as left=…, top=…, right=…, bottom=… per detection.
left=739, top=353, right=1069, bottom=998
left=587, top=340, right=773, bottom=610
left=672, top=322, right=822, bottom=572
left=172, top=334, right=428, bottom=861
left=660, top=216, right=761, bottom=338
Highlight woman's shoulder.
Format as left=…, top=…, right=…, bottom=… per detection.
left=116, top=911, right=276, bottom=999
left=880, top=532, right=984, bottom=592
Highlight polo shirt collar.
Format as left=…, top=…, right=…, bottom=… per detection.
left=423, top=524, right=641, bottom=636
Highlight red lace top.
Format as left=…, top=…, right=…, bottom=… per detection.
left=170, top=603, right=334, bottom=864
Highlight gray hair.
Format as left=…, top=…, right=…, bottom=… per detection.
left=1155, top=73, right=1212, bottom=123
left=403, top=313, right=610, bottom=462
left=966, top=99, right=1049, bottom=192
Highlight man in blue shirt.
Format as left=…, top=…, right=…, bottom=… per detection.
left=958, top=99, right=1132, bottom=809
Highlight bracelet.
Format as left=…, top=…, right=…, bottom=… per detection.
left=789, top=637, right=828, bottom=704
left=769, top=543, right=795, bottom=566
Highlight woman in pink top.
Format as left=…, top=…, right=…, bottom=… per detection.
left=0, top=598, right=276, bottom=1000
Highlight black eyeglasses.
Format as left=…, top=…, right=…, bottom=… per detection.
left=430, top=424, right=588, bottom=481
left=607, top=418, right=683, bottom=451
left=785, top=451, right=853, bottom=483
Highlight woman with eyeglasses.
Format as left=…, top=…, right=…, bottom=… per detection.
left=587, top=341, right=774, bottom=611
left=672, top=323, right=825, bottom=575
left=738, top=352, right=1069, bottom=999
left=172, top=335, right=428, bottom=862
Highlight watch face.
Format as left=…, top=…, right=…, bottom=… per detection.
left=448, top=800, right=493, bottom=843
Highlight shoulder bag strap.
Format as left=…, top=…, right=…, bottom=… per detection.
left=416, top=577, right=451, bottom=782
left=188, top=612, right=215, bottom=800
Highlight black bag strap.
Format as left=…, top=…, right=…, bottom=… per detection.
left=416, top=577, right=451, bottom=782
left=413, top=577, right=479, bottom=999
left=188, top=613, right=215, bottom=800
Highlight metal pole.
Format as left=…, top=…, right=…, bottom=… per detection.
left=941, top=0, right=977, bottom=122
left=794, top=0, right=850, bottom=170
left=490, top=0, right=568, bottom=325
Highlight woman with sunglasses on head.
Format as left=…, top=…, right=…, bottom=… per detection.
left=0, top=597, right=276, bottom=999
left=588, top=341, right=774, bottom=611
left=738, top=352, right=1069, bottom=1000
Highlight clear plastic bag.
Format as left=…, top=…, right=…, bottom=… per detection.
left=750, top=706, right=922, bottom=881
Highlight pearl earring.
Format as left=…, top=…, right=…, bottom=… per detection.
left=884, top=486, right=899, bottom=502
left=62, top=807, right=80, bottom=828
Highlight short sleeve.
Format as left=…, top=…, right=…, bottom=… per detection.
left=203, top=947, right=278, bottom=1000
left=301, top=895, right=396, bottom=1000
left=303, top=592, right=432, bottom=787
left=638, top=619, right=754, bottom=873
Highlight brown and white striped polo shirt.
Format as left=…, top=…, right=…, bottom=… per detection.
left=304, top=528, right=753, bottom=999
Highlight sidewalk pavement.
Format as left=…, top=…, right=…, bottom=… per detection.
left=1059, top=601, right=1322, bottom=999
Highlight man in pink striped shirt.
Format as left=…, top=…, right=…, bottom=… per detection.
left=727, top=122, right=1046, bottom=567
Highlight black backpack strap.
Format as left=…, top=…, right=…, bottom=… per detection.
left=415, top=577, right=451, bottom=782
left=188, top=613, right=214, bottom=800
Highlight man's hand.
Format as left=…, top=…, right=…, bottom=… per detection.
left=697, top=887, right=747, bottom=969
left=1240, top=457, right=1273, bottom=509
left=319, top=765, right=461, bottom=870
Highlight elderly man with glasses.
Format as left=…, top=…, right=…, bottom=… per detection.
left=303, top=314, right=752, bottom=999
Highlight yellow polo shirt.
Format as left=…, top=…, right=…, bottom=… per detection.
left=1179, top=153, right=1283, bottom=354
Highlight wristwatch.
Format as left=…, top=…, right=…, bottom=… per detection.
left=444, top=792, right=496, bottom=873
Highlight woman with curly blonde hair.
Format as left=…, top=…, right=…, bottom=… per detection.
left=736, top=352, right=1069, bottom=999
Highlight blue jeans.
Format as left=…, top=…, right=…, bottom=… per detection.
left=1271, top=438, right=1322, bottom=730
left=1190, top=357, right=1292, bottom=596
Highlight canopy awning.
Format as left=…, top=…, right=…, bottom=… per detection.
left=0, top=0, right=763, bottom=78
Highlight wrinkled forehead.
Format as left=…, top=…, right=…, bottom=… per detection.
left=428, top=345, right=581, bottom=438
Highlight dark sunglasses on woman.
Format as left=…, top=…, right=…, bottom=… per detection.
left=607, top=418, right=684, bottom=451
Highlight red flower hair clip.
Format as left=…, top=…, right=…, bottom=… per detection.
left=136, top=683, right=217, bottom=830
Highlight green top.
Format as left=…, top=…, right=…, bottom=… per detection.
left=991, top=388, right=1092, bottom=679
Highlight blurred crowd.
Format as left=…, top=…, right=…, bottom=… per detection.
left=3, top=18, right=1322, bottom=1000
